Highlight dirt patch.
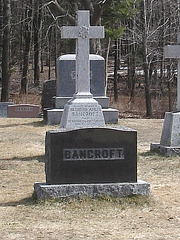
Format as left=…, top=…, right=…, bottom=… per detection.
left=0, top=118, right=180, bottom=239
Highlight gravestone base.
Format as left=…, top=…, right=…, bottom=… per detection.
left=60, top=97, right=105, bottom=129
left=150, top=143, right=180, bottom=157
left=55, top=96, right=110, bottom=109
left=150, top=112, right=180, bottom=156
left=45, top=108, right=118, bottom=125
left=34, top=180, right=150, bottom=200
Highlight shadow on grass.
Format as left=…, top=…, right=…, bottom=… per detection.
left=0, top=195, right=38, bottom=207
left=0, top=119, right=47, bottom=129
left=139, top=150, right=164, bottom=157
left=0, top=155, right=45, bottom=162
left=0, top=194, right=151, bottom=207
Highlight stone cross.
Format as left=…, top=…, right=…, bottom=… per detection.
left=164, top=33, right=180, bottom=111
left=61, top=10, right=104, bottom=99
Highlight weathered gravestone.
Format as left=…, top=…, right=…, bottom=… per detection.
left=151, top=33, right=180, bottom=156
left=8, top=104, right=40, bottom=118
left=0, top=102, right=14, bottom=117
left=34, top=10, right=150, bottom=199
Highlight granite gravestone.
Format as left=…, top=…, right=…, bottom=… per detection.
left=45, top=54, right=119, bottom=125
left=8, top=104, right=40, bottom=118
left=151, top=33, right=180, bottom=156
left=41, top=80, right=56, bottom=121
left=41, top=79, right=56, bottom=110
left=0, top=102, right=14, bottom=117
left=34, top=10, right=150, bottom=199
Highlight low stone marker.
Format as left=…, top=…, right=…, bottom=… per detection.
left=0, top=102, right=14, bottom=117
left=151, top=33, right=180, bottom=156
left=8, top=104, right=40, bottom=118
left=34, top=10, right=150, bottom=200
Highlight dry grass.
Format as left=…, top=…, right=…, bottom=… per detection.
left=0, top=118, right=180, bottom=240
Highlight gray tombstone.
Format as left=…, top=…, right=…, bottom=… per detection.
left=41, top=80, right=56, bottom=122
left=41, top=79, right=56, bottom=110
left=56, top=54, right=105, bottom=97
left=34, top=10, right=150, bottom=200
left=0, top=102, right=14, bottom=117
left=151, top=33, right=180, bottom=156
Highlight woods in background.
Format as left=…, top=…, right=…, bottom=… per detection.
left=0, top=0, right=179, bottom=117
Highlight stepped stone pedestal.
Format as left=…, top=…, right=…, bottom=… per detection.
left=44, top=54, right=118, bottom=125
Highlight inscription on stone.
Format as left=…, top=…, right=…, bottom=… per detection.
left=63, top=148, right=124, bottom=161
left=15, top=107, right=33, bottom=112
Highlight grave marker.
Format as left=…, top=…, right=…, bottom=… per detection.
left=0, top=102, right=14, bottom=117
left=34, top=10, right=150, bottom=200
left=151, top=33, right=180, bottom=156
left=60, top=10, right=105, bottom=129
left=8, top=104, right=40, bottom=118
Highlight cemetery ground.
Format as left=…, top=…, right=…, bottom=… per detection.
left=0, top=118, right=180, bottom=239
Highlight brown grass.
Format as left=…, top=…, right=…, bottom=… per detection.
left=0, top=118, right=180, bottom=239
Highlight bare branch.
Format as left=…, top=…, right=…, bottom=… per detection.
left=46, top=1, right=75, bottom=25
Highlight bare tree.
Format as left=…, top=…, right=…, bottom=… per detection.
left=20, top=0, right=33, bottom=93
left=1, top=0, right=11, bottom=102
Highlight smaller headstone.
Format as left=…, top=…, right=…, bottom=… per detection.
left=151, top=33, right=180, bottom=156
left=41, top=80, right=56, bottom=110
left=8, top=104, right=40, bottom=118
left=0, top=102, right=14, bottom=117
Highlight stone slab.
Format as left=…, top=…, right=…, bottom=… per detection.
left=160, top=112, right=180, bottom=147
left=60, top=98, right=105, bottom=129
left=151, top=143, right=180, bottom=157
left=41, top=80, right=56, bottom=110
left=45, top=108, right=118, bottom=125
left=55, top=96, right=109, bottom=109
left=0, top=102, right=14, bottom=117
left=8, top=104, right=40, bottom=118
left=45, top=127, right=137, bottom=184
left=34, top=180, right=150, bottom=200
left=56, top=54, right=105, bottom=97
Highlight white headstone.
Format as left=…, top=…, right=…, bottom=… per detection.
left=60, top=10, right=105, bottom=129
left=164, top=33, right=180, bottom=111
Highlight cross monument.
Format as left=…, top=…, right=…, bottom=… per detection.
left=60, top=11, right=105, bottom=129
left=164, top=33, right=180, bottom=111
left=61, top=11, right=104, bottom=98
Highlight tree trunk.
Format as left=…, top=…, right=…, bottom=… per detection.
left=105, top=38, right=111, bottom=95
left=48, top=27, right=52, bottom=80
left=114, top=39, right=119, bottom=102
left=0, top=0, right=3, bottom=69
left=33, top=0, right=42, bottom=86
left=141, top=0, right=152, bottom=117
left=20, top=2, right=32, bottom=94
left=1, top=0, right=11, bottom=102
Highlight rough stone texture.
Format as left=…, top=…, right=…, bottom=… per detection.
left=151, top=143, right=180, bottom=157
left=0, top=102, right=14, bottom=117
left=8, top=104, right=40, bottom=118
left=45, top=127, right=137, bottom=184
left=34, top=180, right=150, bottom=200
left=60, top=98, right=105, bottom=129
